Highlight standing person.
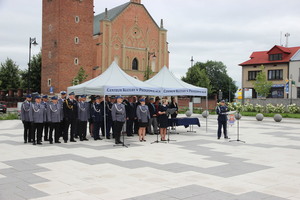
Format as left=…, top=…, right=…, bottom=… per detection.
left=147, top=97, right=158, bottom=135
left=109, top=96, right=116, bottom=138
left=63, top=92, right=78, bottom=143
left=168, top=96, right=178, bottom=130
left=102, top=96, right=113, bottom=139
left=125, top=96, right=135, bottom=137
left=136, top=98, right=150, bottom=142
left=132, top=96, right=139, bottom=135
left=111, top=96, right=126, bottom=144
left=41, top=95, right=50, bottom=141
left=77, top=95, right=90, bottom=141
left=47, top=96, right=62, bottom=144
left=29, top=95, right=46, bottom=145
left=88, top=95, right=96, bottom=138
left=58, top=91, right=67, bottom=138
left=91, top=96, right=103, bottom=141
left=216, top=100, right=230, bottom=139
left=21, top=94, right=32, bottom=143
left=157, top=99, right=169, bottom=141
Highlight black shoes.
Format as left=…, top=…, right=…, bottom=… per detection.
left=70, top=139, right=77, bottom=142
left=83, top=138, right=89, bottom=141
left=225, top=137, right=230, bottom=139
left=55, top=141, right=61, bottom=143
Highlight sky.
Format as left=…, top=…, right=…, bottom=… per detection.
left=1, top=0, right=300, bottom=89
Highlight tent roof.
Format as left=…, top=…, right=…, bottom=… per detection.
left=67, top=62, right=161, bottom=96
left=145, top=66, right=207, bottom=96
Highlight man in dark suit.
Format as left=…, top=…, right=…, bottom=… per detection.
left=125, top=96, right=135, bottom=136
left=147, top=97, right=158, bottom=135
left=63, top=92, right=78, bottom=143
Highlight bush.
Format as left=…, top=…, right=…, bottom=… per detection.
left=274, top=104, right=285, bottom=113
left=254, top=104, right=264, bottom=113
left=0, top=113, right=19, bottom=120
left=265, top=103, right=275, bottom=113
left=243, top=103, right=254, bottom=112
left=287, top=104, right=300, bottom=114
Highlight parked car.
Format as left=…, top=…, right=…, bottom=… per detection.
left=0, top=103, right=7, bottom=113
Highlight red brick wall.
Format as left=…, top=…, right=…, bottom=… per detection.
left=178, top=96, right=218, bottom=111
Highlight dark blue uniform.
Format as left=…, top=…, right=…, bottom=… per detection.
left=216, top=105, right=229, bottom=139
left=91, top=102, right=103, bottom=140
left=63, top=98, right=78, bottom=142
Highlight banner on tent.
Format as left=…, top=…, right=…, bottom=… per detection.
left=105, top=86, right=162, bottom=95
left=162, top=88, right=207, bottom=96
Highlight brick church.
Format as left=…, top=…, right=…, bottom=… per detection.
left=41, top=0, right=169, bottom=94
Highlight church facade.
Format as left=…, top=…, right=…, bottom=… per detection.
left=41, top=0, right=169, bottom=94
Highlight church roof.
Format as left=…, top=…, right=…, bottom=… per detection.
left=93, top=2, right=162, bottom=36
left=93, top=2, right=130, bottom=35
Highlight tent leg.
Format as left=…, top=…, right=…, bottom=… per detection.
left=104, top=95, right=107, bottom=142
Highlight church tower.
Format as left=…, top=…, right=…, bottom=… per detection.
left=41, top=0, right=94, bottom=94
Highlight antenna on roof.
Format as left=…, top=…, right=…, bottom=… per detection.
left=285, top=33, right=290, bottom=47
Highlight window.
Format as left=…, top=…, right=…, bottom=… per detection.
left=48, top=51, right=52, bottom=59
left=75, top=16, right=80, bottom=23
left=268, top=87, right=284, bottom=98
left=74, top=37, right=79, bottom=44
left=297, top=87, right=300, bottom=98
left=298, top=68, right=300, bottom=82
left=132, top=58, right=138, bottom=70
left=248, top=71, right=260, bottom=80
left=269, top=54, right=283, bottom=61
left=268, top=70, right=283, bottom=80
left=47, top=79, right=51, bottom=87
left=74, top=58, right=79, bottom=65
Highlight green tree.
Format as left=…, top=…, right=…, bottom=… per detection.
left=0, top=58, right=21, bottom=90
left=20, top=52, right=42, bottom=93
left=182, top=66, right=212, bottom=94
left=72, top=66, right=88, bottom=85
left=253, top=65, right=272, bottom=98
left=182, top=61, right=238, bottom=101
left=144, top=67, right=153, bottom=80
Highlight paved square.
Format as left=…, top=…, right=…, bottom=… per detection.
left=0, top=114, right=299, bottom=200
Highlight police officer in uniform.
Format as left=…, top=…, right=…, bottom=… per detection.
left=21, top=94, right=32, bottom=143
left=29, top=95, right=46, bottom=145
left=91, top=96, right=103, bottom=140
left=47, top=96, right=62, bottom=144
left=78, top=95, right=90, bottom=141
left=111, top=96, right=126, bottom=144
left=216, top=100, right=230, bottom=139
left=58, top=91, right=67, bottom=138
left=42, top=95, right=50, bottom=141
left=63, top=92, right=78, bottom=143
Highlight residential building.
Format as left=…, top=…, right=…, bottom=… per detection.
left=239, top=45, right=300, bottom=99
left=290, top=49, right=300, bottom=99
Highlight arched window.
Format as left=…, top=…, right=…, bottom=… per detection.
left=132, top=58, right=138, bottom=70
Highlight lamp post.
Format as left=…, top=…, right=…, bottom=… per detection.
left=290, top=74, right=293, bottom=104
left=28, top=37, right=38, bottom=93
left=146, top=52, right=156, bottom=80
left=190, top=56, right=194, bottom=67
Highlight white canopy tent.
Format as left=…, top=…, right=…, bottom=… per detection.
left=67, top=62, right=161, bottom=96
left=145, top=66, right=208, bottom=132
left=145, top=66, right=207, bottom=96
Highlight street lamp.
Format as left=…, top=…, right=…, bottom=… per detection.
left=190, top=56, right=194, bottom=67
left=28, top=37, right=38, bottom=93
left=146, top=52, right=156, bottom=80
left=290, top=74, right=293, bottom=104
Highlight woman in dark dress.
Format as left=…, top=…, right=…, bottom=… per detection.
left=158, top=99, right=169, bottom=141
left=168, top=97, right=178, bottom=130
